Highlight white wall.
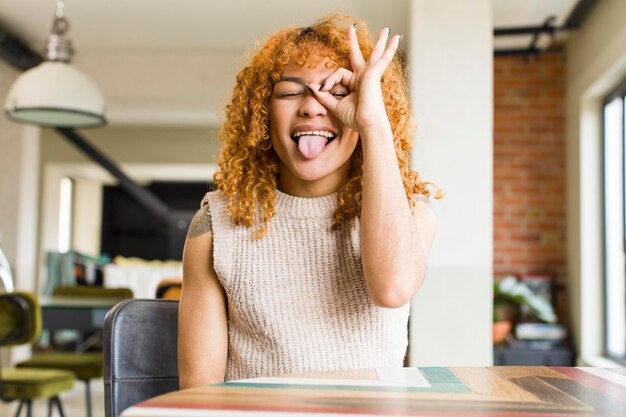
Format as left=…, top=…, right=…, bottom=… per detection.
left=565, top=0, right=626, bottom=365
left=0, top=61, right=41, bottom=366
left=408, top=0, right=493, bottom=365
left=0, top=61, right=22, bottom=276
left=0, top=60, right=40, bottom=293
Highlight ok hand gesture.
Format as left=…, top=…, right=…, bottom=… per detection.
left=308, top=25, right=401, bottom=134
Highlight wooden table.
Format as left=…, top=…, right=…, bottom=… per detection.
left=121, top=366, right=626, bottom=416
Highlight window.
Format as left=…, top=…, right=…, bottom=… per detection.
left=58, top=177, right=74, bottom=253
left=603, top=80, right=626, bottom=363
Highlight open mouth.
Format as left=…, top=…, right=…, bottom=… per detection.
left=291, top=130, right=337, bottom=159
left=290, top=130, right=337, bottom=144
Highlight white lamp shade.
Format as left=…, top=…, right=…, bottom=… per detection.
left=4, top=61, right=106, bottom=128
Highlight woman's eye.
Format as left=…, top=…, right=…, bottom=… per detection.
left=331, top=92, right=348, bottom=99
left=277, top=92, right=303, bottom=98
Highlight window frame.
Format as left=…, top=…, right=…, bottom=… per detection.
left=602, top=78, right=626, bottom=365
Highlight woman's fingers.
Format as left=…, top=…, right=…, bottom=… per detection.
left=348, top=24, right=366, bottom=71
left=368, top=28, right=391, bottom=65
left=319, top=67, right=357, bottom=92
left=370, top=34, right=401, bottom=75
left=348, top=26, right=399, bottom=80
left=308, top=83, right=358, bottom=131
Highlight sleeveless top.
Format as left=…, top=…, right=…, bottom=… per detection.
left=201, top=189, right=410, bottom=381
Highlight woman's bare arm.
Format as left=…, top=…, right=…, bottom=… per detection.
left=359, top=124, right=436, bottom=308
left=311, top=26, right=436, bottom=308
left=178, top=207, right=229, bottom=388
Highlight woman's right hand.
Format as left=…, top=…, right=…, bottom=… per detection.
left=309, top=25, right=401, bottom=135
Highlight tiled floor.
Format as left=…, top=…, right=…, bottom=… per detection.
left=0, top=378, right=105, bottom=417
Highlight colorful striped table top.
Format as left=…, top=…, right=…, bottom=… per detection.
left=121, top=367, right=626, bottom=417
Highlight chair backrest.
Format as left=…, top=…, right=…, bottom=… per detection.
left=0, top=292, right=40, bottom=347
left=0, top=247, right=15, bottom=292
left=54, top=285, right=134, bottom=299
left=103, top=299, right=179, bottom=417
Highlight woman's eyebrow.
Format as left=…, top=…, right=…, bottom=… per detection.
left=277, top=76, right=306, bottom=85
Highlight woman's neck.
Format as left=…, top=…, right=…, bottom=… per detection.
left=277, top=165, right=349, bottom=198
left=276, top=177, right=336, bottom=197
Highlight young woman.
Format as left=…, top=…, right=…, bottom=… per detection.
left=178, top=15, right=438, bottom=388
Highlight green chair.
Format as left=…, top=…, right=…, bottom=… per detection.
left=16, top=286, right=133, bottom=417
left=51, top=286, right=133, bottom=299
left=0, top=292, right=75, bottom=417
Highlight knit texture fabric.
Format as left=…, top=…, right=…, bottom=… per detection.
left=202, top=190, right=410, bottom=381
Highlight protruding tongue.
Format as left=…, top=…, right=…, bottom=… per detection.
left=297, top=136, right=327, bottom=159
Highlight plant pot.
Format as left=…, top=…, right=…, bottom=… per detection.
left=494, top=303, right=517, bottom=322
left=493, top=320, right=512, bottom=344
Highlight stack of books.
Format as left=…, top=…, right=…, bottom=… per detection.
left=513, top=322, right=568, bottom=350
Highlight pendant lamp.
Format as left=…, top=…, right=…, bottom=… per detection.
left=4, top=0, right=106, bottom=128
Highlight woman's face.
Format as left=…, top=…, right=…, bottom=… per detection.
left=269, top=56, right=359, bottom=197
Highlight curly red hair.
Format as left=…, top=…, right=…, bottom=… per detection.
left=214, top=14, right=438, bottom=238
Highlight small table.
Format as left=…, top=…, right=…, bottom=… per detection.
left=121, top=366, right=626, bottom=417
left=494, top=344, right=576, bottom=366
left=40, top=295, right=129, bottom=351
left=40, top=296, right=128, bottom=332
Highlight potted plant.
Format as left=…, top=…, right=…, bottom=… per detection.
left=493, top=275, right=557, bottom=344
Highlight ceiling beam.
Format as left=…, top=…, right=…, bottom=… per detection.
left=0, top=27, right=42, bottom=71
left=493, top=0, right=599, bottom=57
left=563, top=0, right=599, bottom=29
left=56, top=128, right=172, bottom=224
left=494, top=26, right=555, bottom=37
left=494, top=48, right=563, bottom=58
left=493, top=0, right=599, bottom=37
left=494, top=16, right=557, bottom=58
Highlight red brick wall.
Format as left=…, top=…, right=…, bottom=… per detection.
left=493, top=52, right=567, bottom=322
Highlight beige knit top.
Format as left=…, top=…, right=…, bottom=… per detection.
left=201, top=189, right=410, bottom=381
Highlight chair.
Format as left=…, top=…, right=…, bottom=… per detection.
left=103, top=299, right=179, bottom=417
left=16, top=286, right=133, bottom=417
left=155, top=278, right=182, bottom=300
left=0, top=292, right=75, bottom=417
left=52, top=286, right=134, bottom=299
left=0, top=246, right=15, bottom=292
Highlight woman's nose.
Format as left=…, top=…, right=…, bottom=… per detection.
left=299, top=93, right=327, bottom=117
